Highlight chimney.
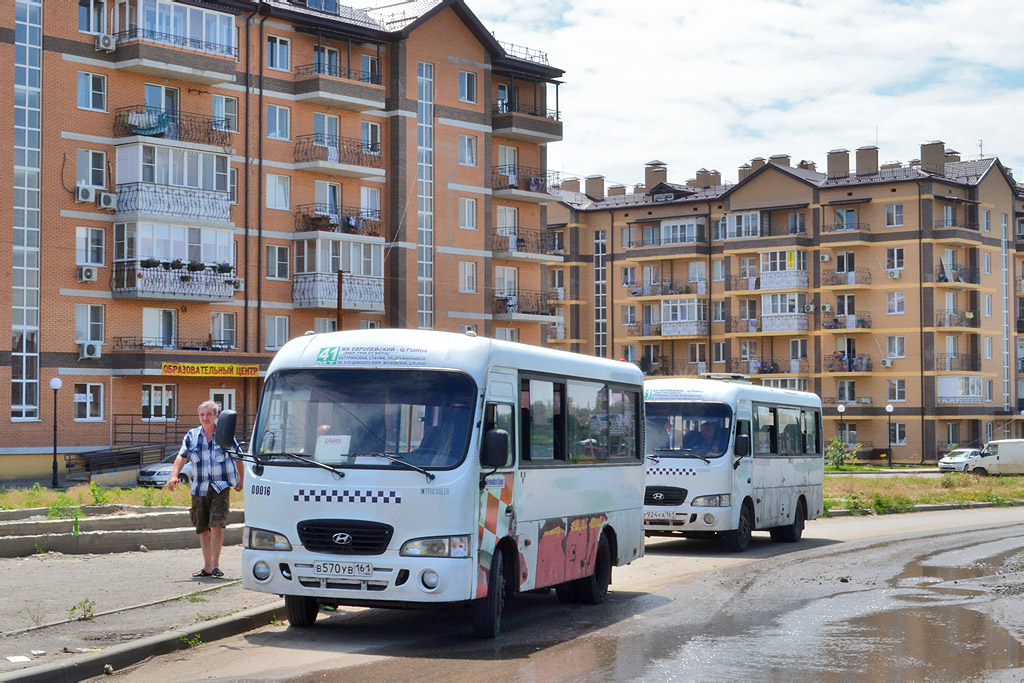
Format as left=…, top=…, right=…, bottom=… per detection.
left=750, top=157, right=766, bottom=170
left=737, top=163, right=753, bottom=181
left=768, top=154, right=790, bottom=167
left=695, top=168, right=711, bottom=187
left=644, top=160, right=667, bottom=192
left=827, top=149, right=850, bottom=178
left=585, top=175, right=605, bottom=200
left=708, top=169, right=722, bottom=185
left=881, top=160, right=902, bottom=170
left=634, top=183, right=645, bottom=194
left=920, top=140, right=945, bottom=175
left=856, top=145, right=878, bottom=176
left=685, top=178, right=698, bottom=188
left=560, top=178, right=580, bottom=193
left=945, top=148, right=961, bottom=163
left=909, top=158, right=921, bottom=168
left=797, top=159, right=816, bottom=172
left=607, top=184, right=626, bottom=197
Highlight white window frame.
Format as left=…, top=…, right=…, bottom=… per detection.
left=886, top=335, right=906, bottom=358
left=885, top=247, right=905, bottom=271
left=985, top=336, right=992, bottom=360
left=266, top=174, right=290, bottom=210
left=213, top=95, right=238, bottom=132
left=315, top=317, right=338, bottom=334
left=77, top=149, right=106, bottom=188
left=713, top=341, right=726, bottom=363
left=459, top=324, right=478, bottom=335
left=266, top=244, right=289, bottom=280
left=712, top=260, right=725, bottom=281
left=458, top=70, right=477, bottom=104
left=267, top=104, right=290, bottom=140
left=266, top=315, right=289, bottom=350
left=459, top=197, right=477, bottom=230
left=142, top=383, right=177, bottom=421
left=211, top=311, right=236, bottom=349
left=712, top=300, right=725, bottom=322
left=74, top=382, right=104, bottom=421
left=361, top=186, right=381, bottom=219
left=75, top=303, right=104, bottom=343
left=886, top=291, right=905, bottom=315
left=459, top=134, right=477, bottom=166
left=622, top=305, right=636, bottom=325
left=79, top=0, right=106, bottom=34
left=622, top=266, right=636, bottom=287
left=77, top=72, right=106, bottom=111
left=267, top=36, right=291, bottom=72
left=76, top=227, right=105, bottom=266
left=887, top=378, right=906, bottom=402
left=885, top=204, right=903, bottom=227
left=459, top=261, right=477, bottom=293
left=984, top=294, right=992, bottom=317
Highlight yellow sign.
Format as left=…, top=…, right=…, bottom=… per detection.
left=161, top=363, right=260, bottom=378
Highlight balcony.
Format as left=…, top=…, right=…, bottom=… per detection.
left=492, top=228, right=564, bottom=261
left=294, top=204, right=382, bottom=237
left=937, top=393, right=983, bottom=405
left=726, top=314, right=808, bottom=334
left=761, top=271, right=808, bottom=290
left=821, top=268, right=872, bottom=287
left=822, top=312, right=872, bottom=330
left=934, top=219, right=979, bottom=231
left=820, top=222, right=871, bottom=234
left=642, top=359, right=708, bottom=377
left=935, top=353, right=980, bottom=372
left=113, top=336, right=235, bottom=352
left=547, top=323, right=568, bottom=342
left=930, top=264, right=979, bottom=285
left=492, top=165, right=552, bottom=203
left=294, top=63, right=385, bottom=111
left=626, top=321, right=708, bottom=338
left=491, top=102, right=562, bottom=144
left=626, top=279, right=707, bottom=298
left=294, top=135, right=385, bottom=180
left=112, top=261, right=236, bottom=301
left=825, top=353, right=873, bottom=373
left=727, top=357, right=809, bottom=375
left=114, top=106, right=231, bottom=147
left=625, top=232, right=705, bottom=249
left=292, top=273, right=384, bottom=312
left=934, top=309, right=979, bottom=328
left=113, top=28, right=237, bottom=84
left=116, top=182, right=231, bottom=224
left=491, top=290, right=559, bottom=320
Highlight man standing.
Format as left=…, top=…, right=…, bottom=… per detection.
left=168, top=400, right=243, bottom=578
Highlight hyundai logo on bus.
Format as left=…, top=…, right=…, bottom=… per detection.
left=332, top=533, right=354, bottom=546
left=652, top=492, right=665, bottom=501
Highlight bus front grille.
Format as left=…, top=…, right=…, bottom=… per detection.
left=297, top=519, right=394, bottom=555
left=645, top=486, right=687, bottom=506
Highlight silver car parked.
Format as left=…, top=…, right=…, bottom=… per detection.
left=136, top=452, right=193, bottom=487
left=937, top=448, right=980, bottom=473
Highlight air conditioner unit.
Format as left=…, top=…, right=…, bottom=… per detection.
left=880, top=358, right=893, bottom=367
left=887, top=269, right=901, bottom=279
left=819, top=253, right=831, bottom=262
left=860, top=397, right=872, bottom=405
left=76, top=266, right=98, bottom=283
left=820, top=303, right=832, bottom=313
left=75, top=185, right=96, bottom=203
left=95, top=33, right=117, bottom=52
left=97, top=192, right=117, bottom=211
left=79, top=341, right=102, bottom=360
left=803, top=304, right=815, bottom=313
left=232, top=278, right=245, bottom=292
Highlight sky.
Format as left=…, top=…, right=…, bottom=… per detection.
left=466, top=0, right=1024, bottom=189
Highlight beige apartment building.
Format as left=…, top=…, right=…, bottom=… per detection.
left=548, top=141, right=1024, bottom=463
left=1, top=0, right=563, bottom=477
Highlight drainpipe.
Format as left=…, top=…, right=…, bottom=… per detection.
left=242, top=4, right=257, bottom=424
left=257, top=4, right=271, bottom=358
left=706, top=202, right=713, bottom=371
left=917, top=179, right=926, bottom=462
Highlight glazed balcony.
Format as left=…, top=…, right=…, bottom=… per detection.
left=113, top=106, right=232, bottom=147
left=112, top=261, right=236, bottom=301
left=821, top=268, right=872, bottom=287
left=294, top=134, right=385, bottom=180
left=113, top=28, right=237, bottom=84
left=935, top=353, right=980, bottom=372
left=293, top=204, right=382, bottom=237
left=492, top=227, right=563, bottom=260
left=626, top=279, right=707, bottom=297
left=294, top=63, right=385, bottom=111
left=934, top=309, right=979, bottom=328
left=492, top=165, right=552, bottom=203
left=116, top=182, right=231, bottom=223
left=292, top=273, right=384, bottom=312
left=625, top=231, right=705, bottom=249
left=825, top=353, right=873, bottom=373
left=491, top=289, right=559, bottom=319
left=822, top=312, right=872, bottom=330
left=491, top=101, right=562, bottom=144
left=731, top=313, right=809, bottom=334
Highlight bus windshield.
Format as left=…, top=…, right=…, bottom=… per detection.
left=253, top=368, right=477, bottom=470
left=645, top=402, right=733, bottom=459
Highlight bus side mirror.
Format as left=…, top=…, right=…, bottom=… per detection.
left=215, top=410, right=237, bottom=451
left=481, top=429, right=509, bottom=468
left=734, top=434, right=750, bottom=458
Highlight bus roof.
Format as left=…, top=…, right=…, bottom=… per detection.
left=644, top=377, right=822, bottom=408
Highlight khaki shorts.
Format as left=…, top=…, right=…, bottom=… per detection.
left=190, top=488, right=231, bottom=534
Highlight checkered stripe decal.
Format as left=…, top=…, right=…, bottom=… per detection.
left=293, top=489, right=401, bottom=504
left=647, top=467, right=698, bottom=476
left=476, top=473, right=515, bottom=598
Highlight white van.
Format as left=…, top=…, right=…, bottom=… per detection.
left=970, top=440, right=1024, bottom=476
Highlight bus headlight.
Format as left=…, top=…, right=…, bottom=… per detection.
left=400, top=535, right=470, bottom=558
left=691, top=494, right=730, bottom=507
left=244, top=526, right=292, bottom=551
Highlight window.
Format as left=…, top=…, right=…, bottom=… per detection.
left=887, top=378, right=906, bottom=402
left=213, top=95, right=238, bottom=132
left=79, top=0, right=106, bottom=33
left=885, top=247, right=904, bottom=271
left=142, top=384, right=176, bottom=420
left=984, top=253, right=991, bottom=274
left=77, top=150, right=106, bottom=188
left=307, top=0, right=340, bottom=13
left=984, top=294, right=992, bottom=317
left=459, top=134, right=477, bottom=166
left=886, top=335, right=906, bottom=358
left=361, top=320, right=381, bottom=329
left=229, top=168, right=238, bottom=204
left=267, top=36, right=290, bottom=71
left=713, top=301, right=725, bottom=322
left=266, top=174, right=290, bottom=210
left=788, top=212, right=806, bottom=234
left=459, top=197, right=477, bottom=230
left=266, top=245, right=289, bottom=279
left=836, top=379, right=856, bottom=403
left=622, top=305, right=636, bottom=325
left=458, top=71, right=477, bottom=103
left=360, top=54, right=379, bottom=83
left=266, top=315, right=289, bottom=350
left=495, top=327, right=519, bottom=342
left=459, top=261, right=477, bottom=293
left=885, top=204, right=904, bottom=227
left=139, top=145, right=228, bottom=191
left=361, top=121, right=380, bottom=154
left=314, top=317, right=337, bottom=334
left=886, top=291, right=905, bottom=315
left=713, top=260, right=725, bottom=281
left=267, top=104, right=290, bottom=140
left=713, top=341, right=726, bottom=363
left=985, top=337, right=992, bottom=360
left=77, top=72, right=106, bottom=111
left=314, top=45, right=339, bottom=75
left=361, top=186, right=381, bottom=219
left=74, top=383, right=103, bottom=421
left=76, top=227, right=104, bottom=266
left=891, top=422, right=907, bottom=446
left=75, top=304, right=104, bottom=343
left=620, top=345, right=636, bottom=363
left=211, top=312, right=236, bottom=348
left=621, top=266, right=636, bottom=287
left=459, top=324, right=477, bottom=334
left=986, top=379, right=994, bottom=402
left=983, top=209, right=991, bottom=232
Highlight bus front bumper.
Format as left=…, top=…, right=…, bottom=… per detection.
left=644, top=506, right=733, bottom=532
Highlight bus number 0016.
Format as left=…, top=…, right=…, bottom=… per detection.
left=250, top=485, right=271, bottom=496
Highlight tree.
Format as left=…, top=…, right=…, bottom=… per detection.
left=825, top=435, right=859, bottom=468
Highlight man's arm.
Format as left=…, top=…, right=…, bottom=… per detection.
left=166, top=431, right=191, bottom=491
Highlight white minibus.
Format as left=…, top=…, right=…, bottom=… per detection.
left=216, top=329, right=645, bottom=637
left=643, top=377, right=823, bottom=551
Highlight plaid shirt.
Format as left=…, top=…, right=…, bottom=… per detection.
left=178, top=426, right=239, bottom=496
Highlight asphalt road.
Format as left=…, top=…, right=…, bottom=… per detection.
left=97, top=507, right=1024, bottom=681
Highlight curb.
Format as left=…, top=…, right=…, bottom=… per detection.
left=825, top=499, right=1023, bottom=517
left=1, top=603, right=287, bottom=682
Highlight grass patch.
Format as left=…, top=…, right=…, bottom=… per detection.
left=0, top=483, right=236, bottom=510
left=825, top=474, right=1024, bottom=511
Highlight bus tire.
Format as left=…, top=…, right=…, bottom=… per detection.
left=555, top=582, right=578, bottom=603
left=284, top=595, right=319, bottom=628
left=572, top=534, right=611, bottom=605
left=722, top=502, right=753, bottom=553
left=770, top=500, right=805, bottom=543
left=474, top=547, right=505, bottom=638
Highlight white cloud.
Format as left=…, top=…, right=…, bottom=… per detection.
left=468, top=0, right=1024, bottom=185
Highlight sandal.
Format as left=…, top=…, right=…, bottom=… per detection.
left=193, top=569, right=213, bottom=578
left=211, top=568, right=224, bottom=578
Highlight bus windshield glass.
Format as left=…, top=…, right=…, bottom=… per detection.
left=645, top=402, right=733, bottom=458
left=252, top=369, right=477, bottom=470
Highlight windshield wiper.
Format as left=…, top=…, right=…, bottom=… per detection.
left=259, top=452, right=345, bottom=478
left=652, top=447, right=711, bottom=464
left=349, top=452, right=436, bottom=481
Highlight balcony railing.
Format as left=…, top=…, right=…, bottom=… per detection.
left=934, top=309, right=979, bottom=328
left=491, top=289, right=552, bottom=316
left=113, top=336, right=235, bottom=351
left=116, top=182, right=231, bottom=222
left=492, top=227, right=559, bottom=255
left=626, top=279, right=707, bottom=297
left=934, top=219, right=979, bottom=230
left=625, top=233, right=704, bottom=248
left=295, top=134, right=383, bottom=168
left=728, top=317, right=761, bottom=333
left=821, top=222, right=871, bottom=233
left=114, top=106, right=231, bottom=147
left=724, top=229, right=766, bottom=240
left=761, top=271, right=809, bottom=290
left=825, top=353, right=873, bottom=373
left=935, top=353, right=980, bottom=372
left=112, top=261, right=236, bottom=299
left=548, top=324, right=566, bottom=341
left=115, top=27, right=238, bottom=59
left=293, top=203, right=382, bottom=237
left=932, top=264, right=979, bottom=284
left=937, top=394, right=983, bottom=405
left=823, top=312, right=872, bottom=329
left=497, top=40, right=549, bottom=66
left=295, top=63, right=382, bottom=85
left=727, top=358, right=809, bottom=375
left=493, top=101, right=559, bottom=120
left=492, top=165, right=550, bottom=193
left=627, top=321, right=708, bottom=337
left=822, top=268, right=872, bottom=286
left=728, top=275, right=760, bottom=291
left=292, top=273, right=384, bottom=310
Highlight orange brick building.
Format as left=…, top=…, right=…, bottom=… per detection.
left=1, top=0, right=563, bottom=477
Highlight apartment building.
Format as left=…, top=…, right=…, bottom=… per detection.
left=1, top=0, right=563, bottom=477
left=548, top=141, right=1024, bottom=463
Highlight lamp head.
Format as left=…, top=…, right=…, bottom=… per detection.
left=885, top=404, right=894, bottom=413
left=837, top=404, right=846, bottom=414
left=49, top=377, right=62, bottom=391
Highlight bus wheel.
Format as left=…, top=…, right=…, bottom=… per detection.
left=474, top=547, right=506, bottom=638
left=770, top=500, right=805, bottom=543
left=722, top=502, right=753, bottom=553
left=555, top=582, right=578, bottom=603
left=572, top=534, right=611, bottom=605
left=284, top=595, right=319, bottom=627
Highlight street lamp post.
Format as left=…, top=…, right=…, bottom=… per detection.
left=837, top=404, right=846, bottom=447
left=49, top=377, right=63, bottom=489
left=885, top=404, right=894, bottom=468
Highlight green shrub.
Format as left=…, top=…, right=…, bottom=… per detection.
left=87, top=481, right=108, bottom=505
